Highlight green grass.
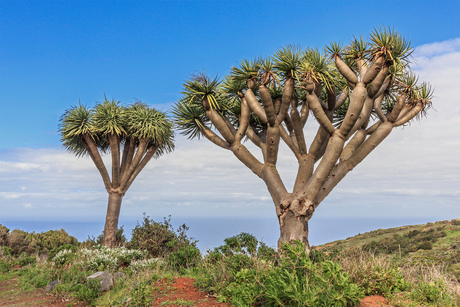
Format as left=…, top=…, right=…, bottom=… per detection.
left=1, top=218, right=459, bottom=307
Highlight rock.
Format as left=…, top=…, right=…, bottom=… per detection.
left=113, top=271, right=126, bottom=280
left=44, top=280, right=61, bottom=292
left=86, top=271, right=113, bottom=291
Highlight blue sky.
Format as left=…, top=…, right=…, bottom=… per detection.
left=0, top=1, right=459, bottom=244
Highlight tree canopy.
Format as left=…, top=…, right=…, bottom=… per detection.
left=172, top=27, right=433, bottom=250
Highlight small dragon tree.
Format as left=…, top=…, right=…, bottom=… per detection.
left=59, top=98, right=174, bottom=247
left=172, top=28, right=433, bottom=252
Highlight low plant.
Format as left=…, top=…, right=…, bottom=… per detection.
left=74, top=278, right=102, bottom=306
left=0, top=260, right=10, bottom=273
left=166, top=244, right=201, bottom=272
left=130, top=280, right=152, bottom=306
left=195, top=238, right=362, bottom=307
left=410, top=278, right=454, bottom=305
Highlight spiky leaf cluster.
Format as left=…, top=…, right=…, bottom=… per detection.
left=59, top=99, right=174, bottom=157
left=174, top=28, right=432, bottom=139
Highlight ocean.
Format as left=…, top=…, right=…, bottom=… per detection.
left=1, top=216, right=449, bottom=252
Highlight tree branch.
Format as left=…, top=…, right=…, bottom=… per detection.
left=83, top=134, right=112, bottom=192
left=124, top=144, right=160, bottom=192
left=108, top=133, right=121, bottom=187
left=245, top=88, right=268, bottom=123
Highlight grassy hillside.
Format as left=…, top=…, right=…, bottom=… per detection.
left=315, top=218, right=460, bottom=279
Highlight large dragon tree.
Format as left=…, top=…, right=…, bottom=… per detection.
left=173, top=28, right=433, bottom=252
left=59, top=98, right=174, bottom=247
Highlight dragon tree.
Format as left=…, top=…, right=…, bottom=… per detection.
left=59, top=98, right=174, bottom=247
left=173, top=28, right=433, bottom=252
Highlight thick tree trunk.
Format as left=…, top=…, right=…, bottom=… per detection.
left=103, top=192, right=123, bottom=248
left=278, top=210, right=310, bottom=253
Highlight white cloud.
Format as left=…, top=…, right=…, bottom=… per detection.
left=413, top=38, right=460, bottom=58
left=0, top=38, right=459, bottom=224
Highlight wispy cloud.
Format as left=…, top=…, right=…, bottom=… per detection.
left=1, top=38, right=459, bottom=223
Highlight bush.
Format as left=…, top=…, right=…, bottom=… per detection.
left=74, top=278, right=101, bottom=306
left=7, top=230, right=32, bottom=255
left=15, top=252, right=36, bottom=267
left=222, top=241, right=363, bottom=306
left=5, top=228, right=78, bottom=256
left=411, top=279, right=454, bottom=305
left=128, top=214, right=196, bottom=259
left=167, top=245, right=201, bottom=271
left=48, top=244, right=78, bottom=261
left=418, top=241, right=433, bottom=250
left=33, top=229, right=78, bottom=252
left=354, top=265, right=408, bottom=296
left=195, top=237, right=362, bottom=307
left=0, top=224, right=9, bottom=246
left=0, top=260, right=10, bottom=273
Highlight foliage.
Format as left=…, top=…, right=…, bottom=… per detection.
left=166, top=244, right=201, bottom=272
left=128, top=215, right=197, bottom=258
left=207, top=240, right=363, bottom=306
left=74, top=278, right=102, bottom=306
left=2, top=228, right=78, bottom=256
left=353, top=265, right=407, bottom=296
left=410, top=278, right=456, bottom=306
left=0, top=260, right=10, bottom=273
left=130, top=280, right=152, bottom=306
left=0, top=224, right=9, bottom=246
left=15, top=252, right=36, bottom=267
left=3, top=220, right=458, bottom=307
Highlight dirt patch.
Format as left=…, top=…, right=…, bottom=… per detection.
left=151, top=277, right=230, bottom=306
left=0, top=276, right=81, bottom=307
left=358, top=295, right=391, bottom=307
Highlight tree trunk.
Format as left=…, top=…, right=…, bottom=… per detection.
left=278, top=210, right=310, bottom=253
left=103, top=192, right=123, bottom=248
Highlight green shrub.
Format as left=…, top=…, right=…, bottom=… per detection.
left=130, top=280, right=152, bottom=306
left=48, top=244, right=78, bottom=261
left=128, top=215, right=197, bottom=259
left=0, top=260, right=10, bottom=273
left=353, top=265, right=408, bottom=296
left=418, top=241, right=433, bottom=250
left=33, top=229, right=78, bottom=253
left=5, top=228, right=78, bottom=256
left=0, top=224, right=9, bottom=246
left=0, top=246, right=12, bottom=258
left=215, top=232, right=258, bottom=256
left=219, top=241, right=363, bottom=307
left=15, top=252, right=36, bottom=267
left=167, top=245, right=201, bottom=271
left=74, top=278, right=101, bottom=306
left=411, top=279, right=453, bottom=305
left=52, top=248, right=76, bottom=266
left=7, top=230, right=32, bottom=255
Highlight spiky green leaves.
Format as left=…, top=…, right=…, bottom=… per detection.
left=182, top=73, right=221, bottom=110
left=59, top=99, right=174, bottom=157
left=59, top=104, right=95, bottom=156
left=299, top=49, right=337, bottom=92
left=125, top=103, right=175, bottom=156
left=93, top=98, right=126, bottom=136
left=171, top=101, right=206, bottom=139
left=369, top=27, right=412, bottom=64
left=273, top=45, right=302, bottom=77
